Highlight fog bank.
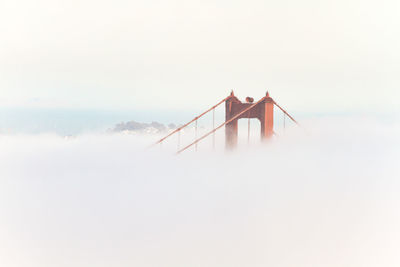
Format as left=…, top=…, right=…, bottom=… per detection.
left=0, top=118, right=399, bottom=267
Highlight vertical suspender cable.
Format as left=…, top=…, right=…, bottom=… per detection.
left=195, top=120, right=198, bottom=151
left=247, top=117, right=250, bottom=144
left=212, top=108, right=215, bottom=149
left=273, top=101, right=299, bottom=125
left=153, top=95, right=232, bottom=147
left=283, top=113, right=286, bottom=131
left=177, top=130, right=180, bottom=151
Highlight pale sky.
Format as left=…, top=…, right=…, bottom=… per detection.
left=1, top=0, right=399, bottom=113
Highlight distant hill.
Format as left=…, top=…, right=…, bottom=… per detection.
left=110, top=120, right=177, bottom=134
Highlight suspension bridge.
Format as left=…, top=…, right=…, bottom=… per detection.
left=152, top=91, right=298, bottom=154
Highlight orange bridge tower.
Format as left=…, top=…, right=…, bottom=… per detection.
left=225, top=91, right=274, bottom=149
left=152, top=90, right=298, bottom=154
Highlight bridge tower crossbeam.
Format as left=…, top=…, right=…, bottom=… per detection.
left=225, top=91, right=274, bottom=149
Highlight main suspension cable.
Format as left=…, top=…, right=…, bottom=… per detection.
left=273, top=101, right=299, bottom=125
left=177, top=97, right=266, bottom=154
left=151, top=95, right=232, bottom=147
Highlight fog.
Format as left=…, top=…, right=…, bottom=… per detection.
left=0, top=118, right=399, bottom=267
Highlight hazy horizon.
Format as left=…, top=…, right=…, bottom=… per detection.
left=1, top=105, right=398, bottom=135
left=1, top=0, right=400, bottom=266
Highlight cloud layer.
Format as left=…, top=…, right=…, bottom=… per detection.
left=0, top=118, right=399, bottom=267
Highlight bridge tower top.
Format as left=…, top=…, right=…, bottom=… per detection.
left=225, top=92, right=274, bottom=149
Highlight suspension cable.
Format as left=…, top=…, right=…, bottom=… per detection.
left=177, top=97, right=266, bottom=154
left=151, top=95, right=232, bottom=147
left=273, top=101, right=299, bottom=125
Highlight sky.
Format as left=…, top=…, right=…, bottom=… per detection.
left=1, top=0, right=400, bottom=113
left=1, top=2, right=400, bottom=265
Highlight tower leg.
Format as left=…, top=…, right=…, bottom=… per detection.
left=225, top=120, right=238, bottom=149
left=261, top=100, right=274, bottom=139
